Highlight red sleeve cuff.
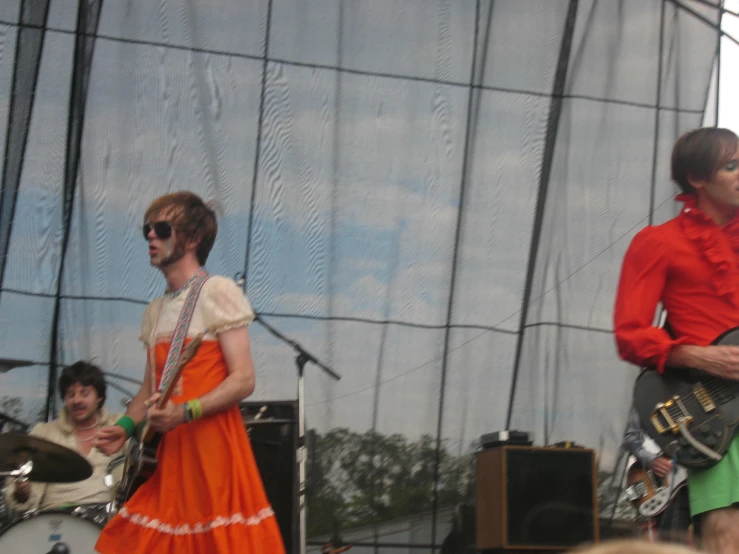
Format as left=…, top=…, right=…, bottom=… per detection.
left=655, top=336, right=693, bottom=374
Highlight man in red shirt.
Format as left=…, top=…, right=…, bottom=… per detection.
left=615, top=127, right=739, bottom=553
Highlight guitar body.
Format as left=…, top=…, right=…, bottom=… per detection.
left=111, top=426, right=162, bottom=512
left=625, top=462, right=688, bottom=518
left=109, top=331, right=206, bottom=514
left=634, top=327, right=739, bottom=469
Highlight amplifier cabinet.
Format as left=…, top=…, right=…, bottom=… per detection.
left=475, top=445, right=599, bottom=551
left=241, top=401, right=298, bottom=554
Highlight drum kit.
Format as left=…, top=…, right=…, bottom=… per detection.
left=0, top=432, right=124, bottom=553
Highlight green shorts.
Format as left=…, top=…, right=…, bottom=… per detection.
left=688, top=434, right=739, bottom=517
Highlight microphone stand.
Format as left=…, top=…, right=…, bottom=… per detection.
left=252, top=312, right=341, bottom=554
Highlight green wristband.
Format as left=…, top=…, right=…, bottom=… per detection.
left=115, top=416, right=136, bottom=439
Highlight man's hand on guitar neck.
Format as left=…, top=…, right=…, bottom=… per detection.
left=668, top=344, right=739, bottom=380
left=147, top=392, right=185, bottom=433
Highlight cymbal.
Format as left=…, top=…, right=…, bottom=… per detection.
left=0, top=432, right=93, bottom=483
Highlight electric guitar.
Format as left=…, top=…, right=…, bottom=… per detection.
left=111, top=331, right=206, bottom=511
left=624, top=461, right=688, bottom=518
left=634, top=326, right=739, bottom=469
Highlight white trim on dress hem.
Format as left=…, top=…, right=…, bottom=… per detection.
left=118, top=506, right=275, bottom=535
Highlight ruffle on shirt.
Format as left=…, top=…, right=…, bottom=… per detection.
left=678, top=193, right=739, bottom=307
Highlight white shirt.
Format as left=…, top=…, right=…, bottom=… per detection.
left=4, top=407, right=125, bottom=512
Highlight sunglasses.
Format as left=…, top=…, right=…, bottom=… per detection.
left=143, top=221, right=173, bottom=240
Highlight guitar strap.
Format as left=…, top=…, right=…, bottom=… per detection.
left=662, top=317, right=676, bottom=340
left=155, top=268, right=210, bottom=393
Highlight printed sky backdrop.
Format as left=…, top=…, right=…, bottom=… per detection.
left=0, top=0, right=736, bottom=545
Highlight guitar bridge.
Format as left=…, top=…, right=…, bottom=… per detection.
left=650, top=396, right=692, bottom=434
left=693, top=383, right=716, bottom=413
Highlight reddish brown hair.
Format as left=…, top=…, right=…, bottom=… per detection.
left=671, top=127, right=739, bottom=194
left=144, top=191, right=217, bottom=265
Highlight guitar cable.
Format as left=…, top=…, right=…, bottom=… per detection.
left=676, top=421, right=722, bottom=462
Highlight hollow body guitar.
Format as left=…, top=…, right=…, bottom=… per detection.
left=625, top=461, right=688, bottom=518
left=112, top=332, right=206, bottom=511
left=634, top=327, right=739, bottom=469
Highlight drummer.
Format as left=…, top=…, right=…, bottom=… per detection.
left=4, top=361, right=127, bottom=512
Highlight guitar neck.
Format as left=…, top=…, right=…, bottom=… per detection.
left=155, top=380, right=179, bottom=409
left=155, top=363, right=189, bottom=409
left=700, top=374, right=739, bottom=405
left=141, top=331, right=206, bottom=441
left=158, top=331, right=206, bottom=400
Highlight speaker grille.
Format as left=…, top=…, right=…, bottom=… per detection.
left=505, top=448, right=596, bottom=547
left=241, top=401, right=298, bottom=554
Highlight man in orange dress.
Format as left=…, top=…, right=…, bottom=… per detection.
left=614, top=127, right=739, bottom=553
left=94, top=191, right=285, bottom=553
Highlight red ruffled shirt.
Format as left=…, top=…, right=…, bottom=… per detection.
left=614, top=194, right=739, bottom=372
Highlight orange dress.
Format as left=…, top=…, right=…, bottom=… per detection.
left=95, top=276, right=285, bottom=554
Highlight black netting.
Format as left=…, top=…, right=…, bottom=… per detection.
left=0, top=0, right=729, bottom=551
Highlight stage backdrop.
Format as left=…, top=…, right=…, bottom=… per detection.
left=0, top=0, right=726, bottom=550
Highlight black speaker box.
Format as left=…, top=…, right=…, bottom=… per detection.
left=240, top=401, right=298, bottom=554
left=475, top=445, right=599, bottom=551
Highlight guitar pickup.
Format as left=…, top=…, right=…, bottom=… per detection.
left=650, top=396, right=692, bottom=435
left=693, top=383, right=716, bottom=413
left=625, top=482, right=647, bottom=502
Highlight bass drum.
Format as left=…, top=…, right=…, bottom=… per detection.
left=0, top=507, right=103, bottom=553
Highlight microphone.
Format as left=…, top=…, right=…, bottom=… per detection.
left=120, top=397, right=132, bottom=408
left=48, top=543, right=70, bottom=554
